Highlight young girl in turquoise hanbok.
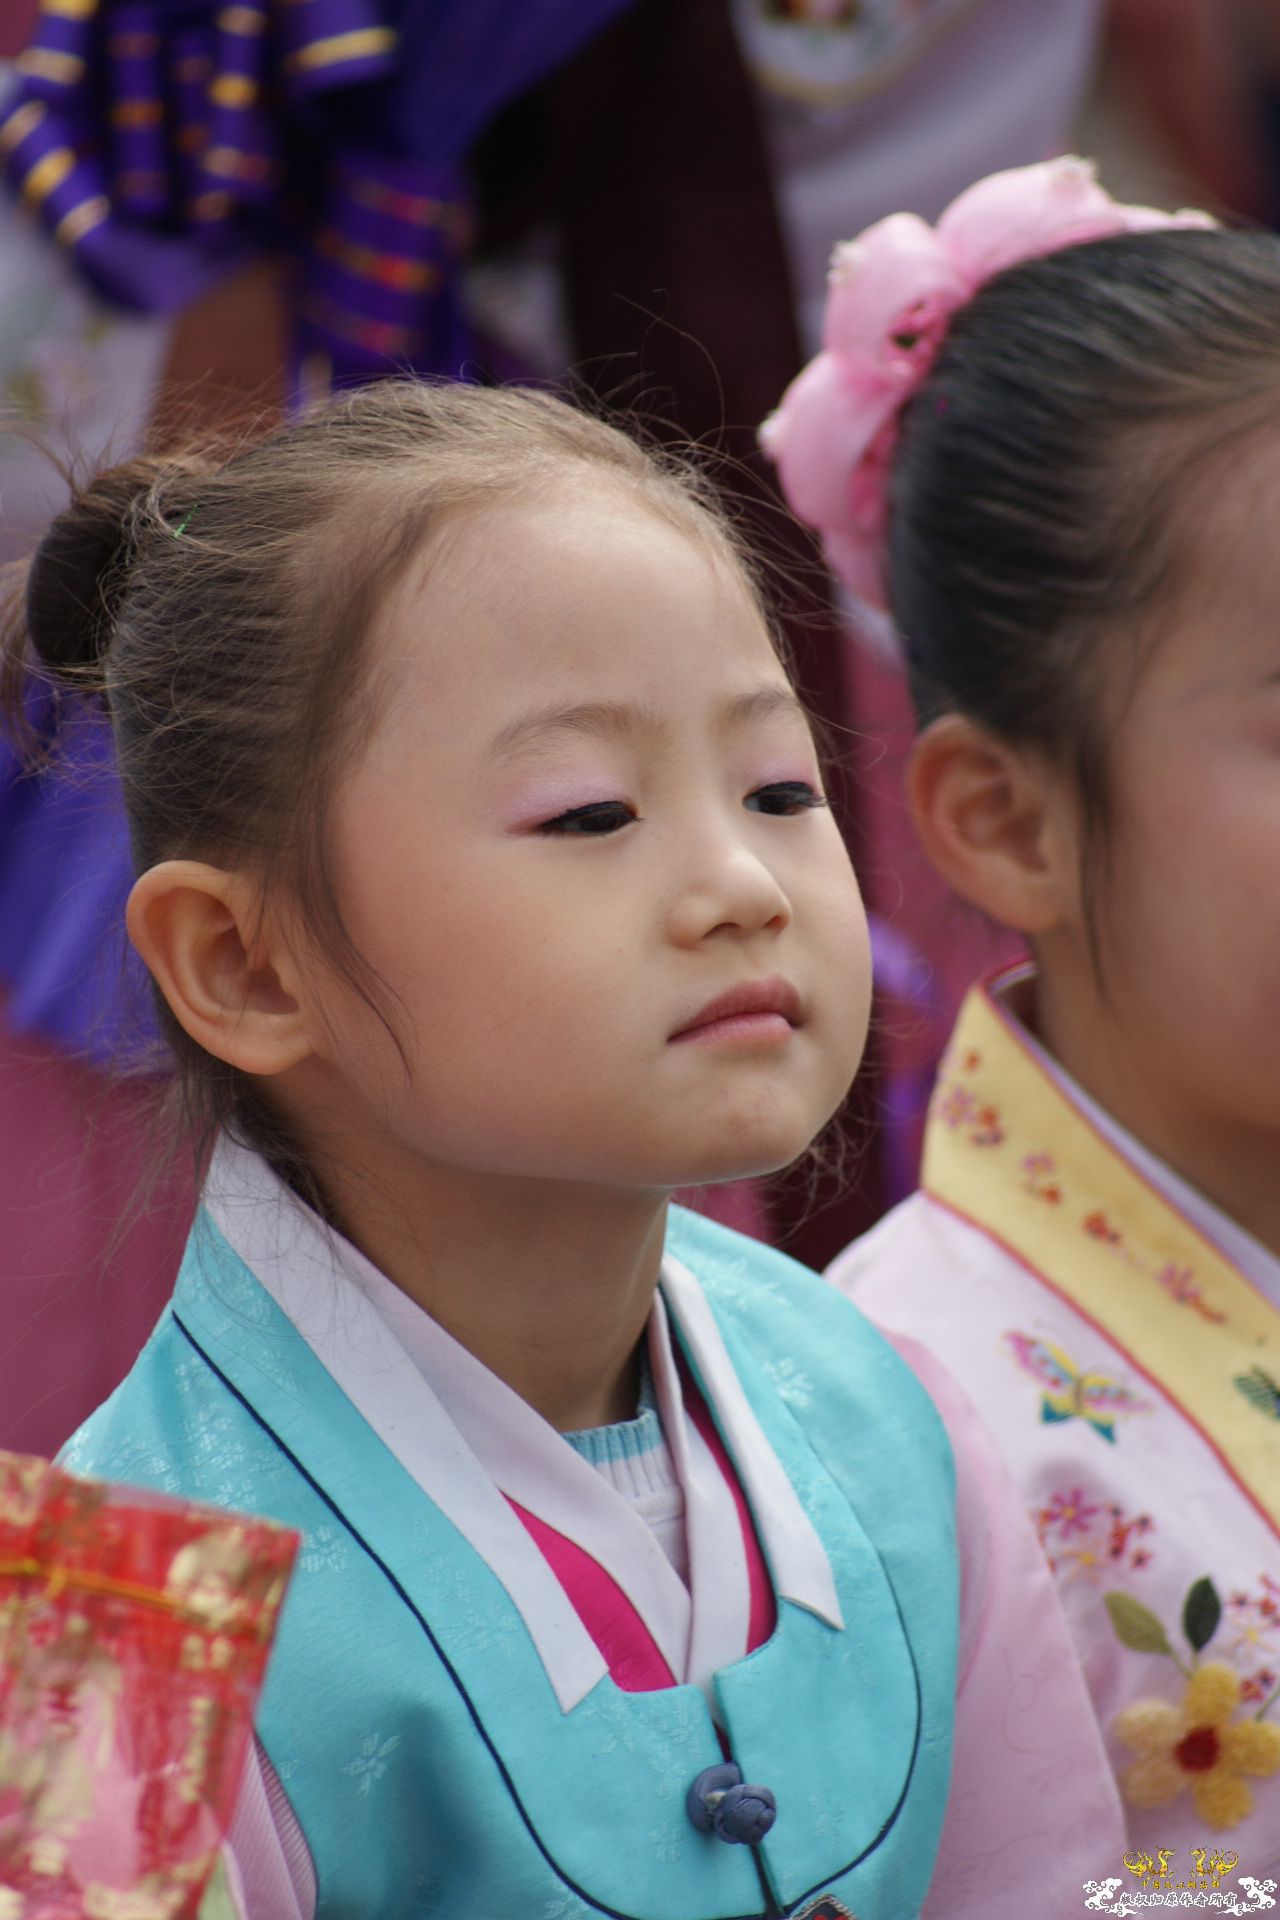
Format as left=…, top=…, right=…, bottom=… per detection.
left=5, top=381, right=1119, bottom=1918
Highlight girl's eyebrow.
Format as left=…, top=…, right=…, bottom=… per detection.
left=490, top=685, right=807, bottom=760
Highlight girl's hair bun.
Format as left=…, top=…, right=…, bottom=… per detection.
left=25, top=458, right=170, bottom=684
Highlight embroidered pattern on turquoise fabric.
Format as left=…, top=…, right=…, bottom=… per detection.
left=760, top=1353, right=816, bottom=1409
left=343, top=1732, right=402, bottom=1798
left=298, top=1524, right=351, bottom=1576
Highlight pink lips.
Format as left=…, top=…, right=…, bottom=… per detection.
left=669, top=977, right=803, bottom=1046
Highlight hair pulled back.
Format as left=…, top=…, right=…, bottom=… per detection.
left=5, top=382, right=753, bottom=1186
left=889, top=227, right=1280, bottom=826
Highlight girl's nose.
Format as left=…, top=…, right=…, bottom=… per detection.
left=666, top=838, right=793, bottom=948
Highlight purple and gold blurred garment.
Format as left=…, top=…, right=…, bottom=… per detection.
left=1, top=0, right=635, bottom=386
left=0, top=683, right=142, bottom=1070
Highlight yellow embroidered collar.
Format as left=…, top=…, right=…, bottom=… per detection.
left=922, top=967, right=1280, bottom=1539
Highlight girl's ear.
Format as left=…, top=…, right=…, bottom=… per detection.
left=126, top=861, right=314, bottom=1075
left=906, top=713, right=1079, bottom=934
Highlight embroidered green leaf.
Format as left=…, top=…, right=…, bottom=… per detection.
left=1233, top=1367, right=1280, bottom=1421
left=1105, top=1591, right=1173, bottom=1656
left=1182, top=1577, right=1222, bottom=1653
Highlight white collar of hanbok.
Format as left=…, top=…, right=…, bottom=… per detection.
left=202, top=1138, right=841, bottom=1713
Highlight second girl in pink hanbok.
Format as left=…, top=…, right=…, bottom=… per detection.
left=767, top=156, right=1280, bottom=1878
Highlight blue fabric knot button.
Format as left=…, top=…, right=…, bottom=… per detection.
left=686, top=1763, right=777, bottom=1845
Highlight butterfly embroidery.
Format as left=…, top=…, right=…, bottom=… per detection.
left=1004, top=1332, right=1152, bottom=1443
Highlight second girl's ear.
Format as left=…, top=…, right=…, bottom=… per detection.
left=126, top=861, right=315, bottom=1075
left=906, top=713, right=1080, bottom=935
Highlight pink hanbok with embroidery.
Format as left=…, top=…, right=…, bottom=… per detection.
left=831, top=963, right=1280, bottom=1882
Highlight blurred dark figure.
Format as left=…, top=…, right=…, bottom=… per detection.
left=1107, top=0, right=1280, bottom=224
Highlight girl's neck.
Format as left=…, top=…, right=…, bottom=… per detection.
left=305, top=1131, right=667, bottom=1433
left=1028, top=951, right=1280, bottom=1261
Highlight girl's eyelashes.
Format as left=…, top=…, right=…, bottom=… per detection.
left=745, top=780, right=828, bottom=815
left=534, top=783, right=827, bottom=833
left=537, top=799, right=638, bottom=836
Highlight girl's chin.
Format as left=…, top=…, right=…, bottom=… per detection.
left=668, top=1140, right=819, bottom=1191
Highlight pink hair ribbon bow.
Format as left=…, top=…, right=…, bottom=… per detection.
left=760, top=157, right=1214, bottom=613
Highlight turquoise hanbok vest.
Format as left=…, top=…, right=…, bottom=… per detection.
left=66, top=1203, right=957, bottom=1920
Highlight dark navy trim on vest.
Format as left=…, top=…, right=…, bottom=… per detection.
left=786, top=1588, right=923, bottom=1912
left=679, top=1329, right=928, bottom=1911
left=173, top=1312, right=923, bottom=1920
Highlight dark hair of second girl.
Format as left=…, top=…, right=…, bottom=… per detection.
left=888, top=228, right=1280, bottom=873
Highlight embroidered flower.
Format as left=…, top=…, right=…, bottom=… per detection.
left=936, top=1079, right=1004, bottom=1143
left=762, top=1354, right=815, bottom=1408
left=1154, top=1264, right=1227, bottom=1324
left=969, top=1103, right=1005, bottom=1147
left=1041, top=1487, right=1101, bottom=1539
left=343, top=1732, right=402, bottom=1797
left=937, top=1085, right=975, bottom=1128
left=1084, top=1210, right=1122, bottom=1245
left=1060, top=1544, right=1109, bottom=1584
left=299, top=1525, right=350, bottom=1575
left=1241, top=1668, right=1278, bottom=1706
left=1229, top=1611, right=1280, bottom=1658
left=1223, top=1576, right=1280, bottom=1704
left=1021, top=1151, right=1063, bottom=1204
left=1114, top=1663, right=1280, bottom=1830
left=1107, top=1508, right=1154, bottom=1566
left=1034, top=1493, right=1154, bottom=1581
